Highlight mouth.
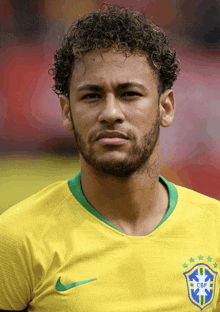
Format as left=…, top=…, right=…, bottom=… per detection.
left=98, top=137, right=128, bottom=145
left=96, top=130, right=129, bottom=146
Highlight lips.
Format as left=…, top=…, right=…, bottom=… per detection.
left=96, top=130, right=128, bottom=141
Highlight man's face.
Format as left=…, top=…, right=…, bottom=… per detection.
left=66, top=50, right=164, bottom=177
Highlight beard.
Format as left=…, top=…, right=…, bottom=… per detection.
left=71, top=111, right=160, bottom=178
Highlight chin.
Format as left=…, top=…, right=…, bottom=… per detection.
left=86, top=154, right=148, bottom=178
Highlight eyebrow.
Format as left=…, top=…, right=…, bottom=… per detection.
left=77, top=84, right=102, bottom=92
left=116, top=82, right=146, bottom=92
left=77, top=82, right=147, bottom=93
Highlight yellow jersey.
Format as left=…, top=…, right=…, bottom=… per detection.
left=0, top=170, right=220, bottom=311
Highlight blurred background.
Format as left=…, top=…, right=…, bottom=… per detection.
left=1, top=0, right=220, bottom=213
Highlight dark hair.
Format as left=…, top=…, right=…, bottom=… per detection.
left=49, top=3, right=180, bottom=97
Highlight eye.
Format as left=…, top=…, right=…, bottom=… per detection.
left=122, top=91, right=142, bottom=97
left=81, top=93, right=101, bottom=100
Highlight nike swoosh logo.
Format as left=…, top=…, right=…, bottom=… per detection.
left=56, top=276, right=97, bottom=292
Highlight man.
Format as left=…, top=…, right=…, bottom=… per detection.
left=1, top=4, right=220, bottom=312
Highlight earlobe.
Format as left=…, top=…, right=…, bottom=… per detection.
left=159, top=89, right=175, bottom=128
left=59, top=94, right=73, bottom=132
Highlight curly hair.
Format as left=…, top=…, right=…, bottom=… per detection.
left=49, top=3, right=180, bottom=97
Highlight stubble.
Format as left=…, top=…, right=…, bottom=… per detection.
left=71, top=110, right=160, bottom=178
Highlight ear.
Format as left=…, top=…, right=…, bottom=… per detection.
left=159, top=89, right=176, bottom=128
left=59, top=94, right=73, bottom=132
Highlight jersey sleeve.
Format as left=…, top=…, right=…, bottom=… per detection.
left=0, top=215, right=33, bottom=310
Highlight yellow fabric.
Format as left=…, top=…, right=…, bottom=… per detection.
left=1, top=178, right=220, bottom=311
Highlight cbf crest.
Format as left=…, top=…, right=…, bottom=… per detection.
left=183, top=258, right=218, bottom=310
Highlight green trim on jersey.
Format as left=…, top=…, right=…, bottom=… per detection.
left=154, top=175, right=178, bottom=231
left=68, top=171, right=124, bottom=233
left=68, top=170, right=178, bottom=235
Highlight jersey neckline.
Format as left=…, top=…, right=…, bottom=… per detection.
left=68, top=170, right=178, bottom=235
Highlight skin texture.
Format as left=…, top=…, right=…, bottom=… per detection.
left=59, top=50, right=176, bottom=236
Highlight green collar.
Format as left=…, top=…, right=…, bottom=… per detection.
left=68, top=170, right=178, bottom=235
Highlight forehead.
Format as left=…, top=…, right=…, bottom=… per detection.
left=70, top=50, right=158, bottom=90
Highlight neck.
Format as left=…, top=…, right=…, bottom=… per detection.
left=79, top=149, right=169, bottom=236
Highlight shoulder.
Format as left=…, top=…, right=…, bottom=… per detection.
left=0, top=180, right=72, bottom=240
left=0, top=180, right=75, bottom=309
left=174, top=183, right=220, bottom=212
left=1, top=180, right=71, bottom=215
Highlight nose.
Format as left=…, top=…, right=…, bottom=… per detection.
left=98, top=94, right=125, bottom=124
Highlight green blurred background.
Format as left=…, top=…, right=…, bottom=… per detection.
left=0, top=153, right=81, bottom=214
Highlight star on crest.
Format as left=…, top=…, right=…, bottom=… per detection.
left=198, top=255, right=204, bottom=260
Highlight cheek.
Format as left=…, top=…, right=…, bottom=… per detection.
left=132, top=113, right=158, bottom=137
left=72, top=110, right=95, bottom=140
left=129, top=111, right=150, bottom=129
left=74, top=120, right=88, bottom=137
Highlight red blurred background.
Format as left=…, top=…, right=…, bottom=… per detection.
left=1, top=0, right=220, bottom=201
